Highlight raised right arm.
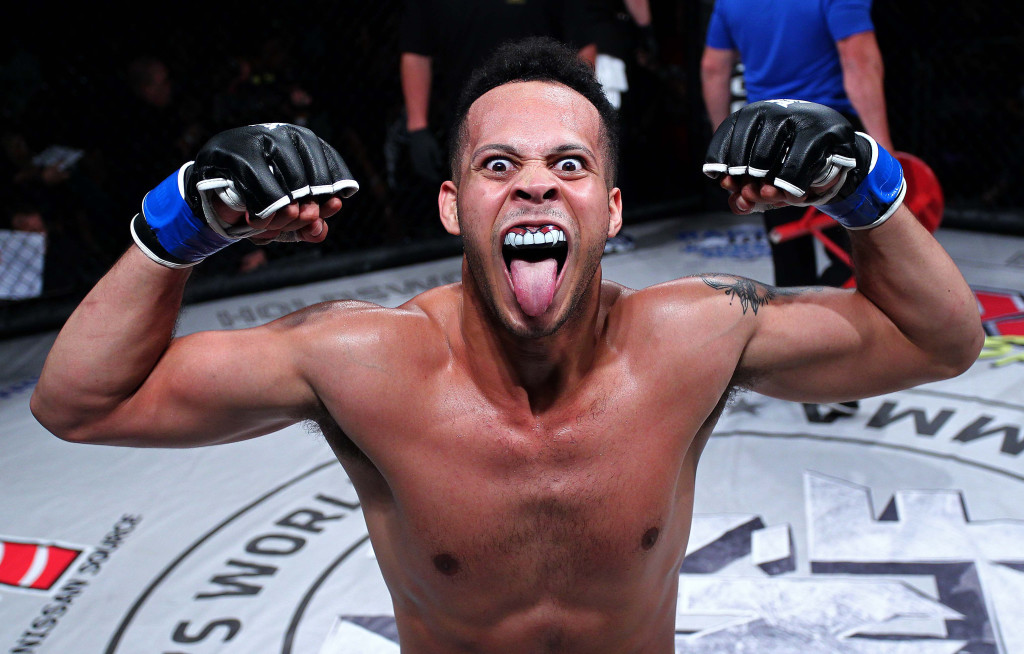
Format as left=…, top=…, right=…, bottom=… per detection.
left=31, top=124, right=356, bottom=446
left=32, top=248, right=299, bottom=445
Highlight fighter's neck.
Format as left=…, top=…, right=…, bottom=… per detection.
left=457, top=275, right=609, bottom=411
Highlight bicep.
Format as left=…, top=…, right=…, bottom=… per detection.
left=87, top=323, right=319, bottom=448
left=738, top=284, right=937, bottom=402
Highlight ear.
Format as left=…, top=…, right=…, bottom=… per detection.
left=607, top=187, right=623, bottom=238
left=438, top=181, right=460, bottom=235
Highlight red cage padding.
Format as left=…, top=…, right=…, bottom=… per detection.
left=769, top=152, right=944, bottom=287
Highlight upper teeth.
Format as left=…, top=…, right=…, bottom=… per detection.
left=504, top=227, right=567, bottom=248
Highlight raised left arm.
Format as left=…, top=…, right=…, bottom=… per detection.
left=703, top=100, right=983, bottom=401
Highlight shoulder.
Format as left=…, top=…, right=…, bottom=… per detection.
left=266, top=285, right=459, bottom=370
left=597, top=275, right=775, bottom=393
left=608, top=273, right=823, bottom=353
left=674, top=273, right=790, bottom=316
left=271, top=284, right=457, bottom=328
left=618, top=273, right=790, bottom=317
left=604, top=274, right=767, bottom=347
left=265, top=299, right=427, bottom=343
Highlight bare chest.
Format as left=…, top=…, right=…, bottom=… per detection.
left=328, top=364, right=729, bottom=586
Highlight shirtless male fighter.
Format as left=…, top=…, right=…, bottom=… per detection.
left=31, top=38, right=983, bottom=653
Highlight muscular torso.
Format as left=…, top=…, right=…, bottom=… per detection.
left=304, top=281, right=743, bottom=653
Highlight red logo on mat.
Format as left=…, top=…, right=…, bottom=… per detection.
left=0, top=539, right=82, bottom=591
left=976, top=288, right=1024, bottom=336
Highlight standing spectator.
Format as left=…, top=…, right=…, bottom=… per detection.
left=700, top=0, right=893, bottom=289
left=107, top=56, right=209, bottom=223
left=590, top=0, right=658, bottom=254
left=591, top=0, right=657, bottom=111
left=700, top=0, right=892, bottom=419
left=393, top=0, right=598, bottom=237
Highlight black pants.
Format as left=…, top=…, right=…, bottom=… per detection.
left=765, top=110, right=863, bottom=288
left=763, top=206, right=853, bottom=288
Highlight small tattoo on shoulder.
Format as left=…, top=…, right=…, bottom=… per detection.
left=700, top=274, right=788, bottom=315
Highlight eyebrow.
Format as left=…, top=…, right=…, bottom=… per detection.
left=471, top=143, right=597, bottom=161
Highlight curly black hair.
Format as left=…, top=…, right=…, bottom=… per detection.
left=447, top=36, right=620, bottom=187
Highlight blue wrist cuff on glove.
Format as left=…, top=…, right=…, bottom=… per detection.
left=133, top=164, right=238, bottom=267
left=820, top=134, right=907, bottom=230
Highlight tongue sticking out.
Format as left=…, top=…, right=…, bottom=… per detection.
left=510, top=257, right=558, bottom=317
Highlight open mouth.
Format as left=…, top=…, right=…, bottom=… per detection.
left=502, top=225, right=568, bottom=317
left=502, top=225, right=568, bottom=273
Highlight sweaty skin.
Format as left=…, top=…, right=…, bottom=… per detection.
left=325, top=84, right=713, bottom=650
left=308, top=280, right=730, bottom=653
left=31, top=82, right=983, bottom=653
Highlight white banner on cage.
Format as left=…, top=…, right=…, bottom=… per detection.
left=0, top=230, right=45, bottom=300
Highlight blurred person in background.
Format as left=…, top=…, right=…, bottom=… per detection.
left=701, top=0, right=893, bottom=288
left=700, top=0, right=893, bottom=419
left=393, top=0, right=598, bottom=238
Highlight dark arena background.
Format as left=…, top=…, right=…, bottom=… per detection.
left=1, top=0, right=1020, bottom=336
left=4, top=3, right=1024, bottom=654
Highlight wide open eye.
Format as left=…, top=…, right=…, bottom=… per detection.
left=555, top=157, right=584, bottom=173
left=484, top=158, right=513, bottom=173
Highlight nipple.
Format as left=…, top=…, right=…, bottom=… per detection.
left=641, top=527, right=660, bottom=551
left=433, top=553, right=460, bottom=576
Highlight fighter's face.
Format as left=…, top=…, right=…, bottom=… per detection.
left=439, top=81, right=622, bottom=338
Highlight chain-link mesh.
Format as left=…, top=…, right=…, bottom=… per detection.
left=1, top=1, right=1020, bottom=338
left=0, top=230, right=45, bottom=300
left=878, top=2, right=1023, bottom=224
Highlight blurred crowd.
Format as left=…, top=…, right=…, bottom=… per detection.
left=1, top=1, right=1018, bottom=306
left=1, top=21, right=407, bottom=297
left=1, top=1, right=696, bottom=302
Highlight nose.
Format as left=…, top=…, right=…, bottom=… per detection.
left=512, top=166, right=558, bottom=203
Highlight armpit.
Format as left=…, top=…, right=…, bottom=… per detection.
left=306, top=406, right=375, bottom=468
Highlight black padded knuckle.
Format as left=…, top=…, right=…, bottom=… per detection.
left=189, top=123, right=355, bottom=212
